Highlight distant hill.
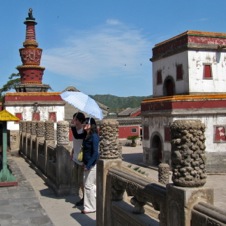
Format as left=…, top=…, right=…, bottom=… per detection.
left=90, top=94, right=152, bottom=113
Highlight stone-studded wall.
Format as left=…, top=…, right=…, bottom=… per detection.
left=99, top=119, right=122, bottom=159
left=170, top=120, right=206, bottom=187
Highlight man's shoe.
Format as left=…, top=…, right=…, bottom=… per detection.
left=76, top=198, right=84, bottom=206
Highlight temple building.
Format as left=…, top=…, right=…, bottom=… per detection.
left=3, top=9, right=65, bottom=150
left=2, top=9, right=108, bottom=151
left=141, top=30, right=226, bottom=173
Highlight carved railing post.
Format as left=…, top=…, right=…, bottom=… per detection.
left=19, top=121, right=26, bottom=155
left=36, top=121, right=45, bottom=169
left=55, top=121, right=71, bottom=195
left=25, top=121, right=32, bottom=158
left=43, top=121, right=55, bottom=174
left=97, top=119, right=122, bottom=226
left=170, top=120, right=206, bottom=187
left=45, top=121, right=55, bottom=141
left=31, top=122, right=37, bottom=136
left=57, top=121, right=69, bottom=146
left=167, top=120, right=213, bottom=226
left=158, top=163, right=170, bottom=185
left=36, top=121, right=45, bottom=138
left=99, top=119, right=122, bottom=159
left=30, top=121, right=37, bottom=163
left=21, top=120, right=26, bottom=133
left=26, top=121, right=31, bottom=134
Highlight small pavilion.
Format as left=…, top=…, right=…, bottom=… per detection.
left=0, top=110, right=19, bottom=186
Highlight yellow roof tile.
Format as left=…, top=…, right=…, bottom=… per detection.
left=0, top=110, right=20, bottom=121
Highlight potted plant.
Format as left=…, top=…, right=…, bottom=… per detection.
left=127, top=135, right=139, bottom=147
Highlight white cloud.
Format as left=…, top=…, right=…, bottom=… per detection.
left=106, top=19, right=121, bottom=26
left=42, top=20, right=151, bottom=82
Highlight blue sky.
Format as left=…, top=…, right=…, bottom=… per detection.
left=1, top=1, right=226, bottom=97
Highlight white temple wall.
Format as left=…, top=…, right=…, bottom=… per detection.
left=143, top=114, right=226, bottom=154
left=6, top=105, right=65, bottom=131
left=142, top=116, right=171, bottom=152
left=188, top=50, right=226, bottom=93
left=152, top=52, right=189, bottom=97
left=152, top=50, right=226, bottom=97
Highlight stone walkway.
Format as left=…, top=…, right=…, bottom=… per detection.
left=0, top=146, right=225, bottom=225
left=0, top=157, right=54, bottom=226
left=9, top=155, right=96, bottom=226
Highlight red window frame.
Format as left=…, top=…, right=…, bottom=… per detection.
left=164, top=126, right=171, bottom=142
left=176, top=64, right=183, bottom=80
left=203, top=64, right=212, bottom=79
left=15, top=113, right=23, bottom=124
left=49, top=112, right=57, bottom=122
left=214, top=126, right=226, bottom=142
left=32, top=112, right=40, bottom=121
left=157, top=70, right=162, bottom=84
left=143, top=126, right=149, bottom=140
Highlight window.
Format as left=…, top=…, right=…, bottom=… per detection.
left=164, top=126, right=171, bottom=142
left=49, top=112, right=57, bottom=122
left=131, top=128, right=137, bottom=133
left=157, top=70, right=162, bottom=84
left=32, top=112, right=40, bottom=121
left=203, top=64, right=212, bottom=79
left=15, top=113, right=22, bottom=124
left=143, top=126, right=149, bottom=140
left=214, top=126, right=226, bottom=142
left=15, top=113, right=22, bottom=120
left=176, top=64, right=183, bottom=80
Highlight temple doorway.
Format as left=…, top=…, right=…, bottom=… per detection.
left=151, top=134, right=162, bottom=166
left=163, top=76, right=175, bottom=96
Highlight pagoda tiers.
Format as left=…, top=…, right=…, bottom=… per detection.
left=141, top=30, right=226, bottom=173
left=16, top=8, right=49, bottom=92
left=3, top=9, right=65, bottom=151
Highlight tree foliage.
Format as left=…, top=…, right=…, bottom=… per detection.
left=0, top=73, right=20, bottom=100
left=90, top=94, right=152, bottom=113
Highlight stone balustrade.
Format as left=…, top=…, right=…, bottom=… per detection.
left=18, top=119, right=226, bottom=226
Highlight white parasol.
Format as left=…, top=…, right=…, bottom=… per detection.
left=60, top=91, right=103, bottom=120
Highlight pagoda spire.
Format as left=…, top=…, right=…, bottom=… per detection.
left=16, top=8, right=49, bottom=92
left=23, top=8, right=38, bottom=48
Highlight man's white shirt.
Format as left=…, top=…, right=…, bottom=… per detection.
left=72, top=127, right=84, bottom=165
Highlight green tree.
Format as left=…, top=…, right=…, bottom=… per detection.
left=0, top=73, right=20, bottom=100
left=127, top=135, right=139, bottom=147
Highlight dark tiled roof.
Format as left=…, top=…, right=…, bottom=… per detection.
left=117, top=107, right=141, bottom=117
left=105, top=116, right=141, bottom=125
left=62, top=86, right=80, bottom=92
left=116, top=117, right=141, bottom=125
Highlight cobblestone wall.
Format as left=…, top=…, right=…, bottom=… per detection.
left=99, top=119, right=122, bottom=159
left=170, top=120, right=207, bottom=187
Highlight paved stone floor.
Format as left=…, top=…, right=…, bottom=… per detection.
left=10, top=155, right=96, bottom=226
left=0, top=146, right=225, bottom=225
left=0, top=158, right=54, bottom=226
